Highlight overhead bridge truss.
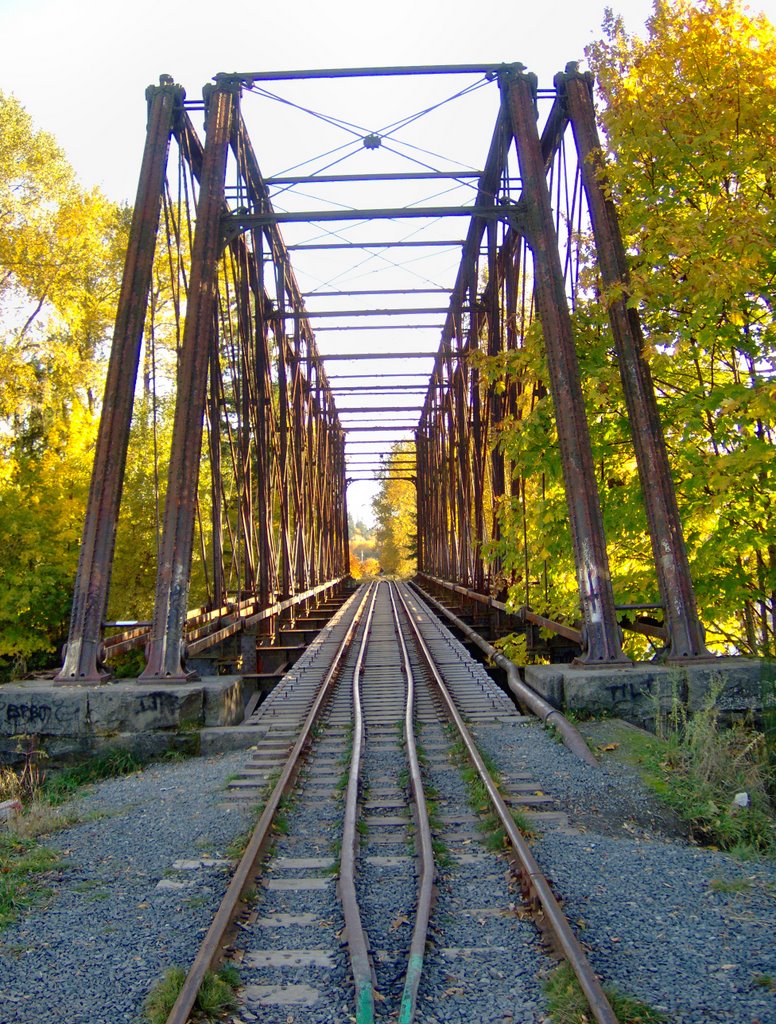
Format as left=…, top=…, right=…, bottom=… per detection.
left=58, top=63, right=709, bottom=684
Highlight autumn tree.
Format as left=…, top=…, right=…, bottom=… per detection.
left=373, top=442, right=416, bottom=577
left=0, top=93, right=126, bottom=676
left=582, top=0, right=776, bottom=654
left=484, top=1, right=776, bottom=657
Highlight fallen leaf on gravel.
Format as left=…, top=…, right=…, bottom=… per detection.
left=136, top=902, right=149, bottom=909
left=599, top=742, right=620, bottom=752
left=444, top=987, right=465, bottom=996
left=390, top=913, right=409, bottom=931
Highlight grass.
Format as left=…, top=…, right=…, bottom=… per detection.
left=422, top=782, right=451, bottom=866
left=597, top=677, right=776, bottom=857
left=272, top=811, right=290, bottom=835
left=43, top=748, right=143, bottom=806
left=226, top=828, right=252, bottom=861
left=0, top=832, right=61, bottom=929
left=543, top=962, right=667, bottom=1024
left=240, top=884, right=258, bottom=906
left=143, top=963, right=240, bottom=1024
left=709, top=876, right=752, bottom=894
left=444, top=728, right=538, bottom=854
left=0, top=744, right=143, bottom=931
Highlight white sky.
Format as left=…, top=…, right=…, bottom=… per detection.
left=2, top=0, right=775, bottom=526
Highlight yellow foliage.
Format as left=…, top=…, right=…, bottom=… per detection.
left=372, top=442, right=416, bottom=577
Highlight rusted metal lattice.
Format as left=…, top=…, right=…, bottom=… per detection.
left=58, top=63, right=709, bottom=683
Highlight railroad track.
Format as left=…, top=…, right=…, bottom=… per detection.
left=164, top=580, right=617, bottom=1024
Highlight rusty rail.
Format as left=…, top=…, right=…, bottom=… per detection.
left=339, top=583, right=379, bottom=1023
left=395, top=582, right=618, bottom=1024
left=339, top=581, right=437, bottom=1024
left=164, top=584, right=371, bottom=1024
left=389, top=583, right=436, bottom=1024
left=410, top=578, right=597, bottom=767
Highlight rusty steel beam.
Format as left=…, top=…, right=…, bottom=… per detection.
left=283, top=307, right=461, bottom=318
left=57, top=78, right=183, bottom=684
left=141, top=82, right=237, bottom=680
left=230, top=205, right=512, bottom=225
left=502, top=69, right=628, bottom=664
left=561, top=67, right=710, bottom=660
left=318, top=350, right=452, bottom=360
left=287, top=239, right=464, bottom=250
left=268, top=170, right=483, bottom=184
left=232, top=63, right=530, bottom=83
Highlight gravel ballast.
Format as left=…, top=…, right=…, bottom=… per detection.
left=1, top=635, right=774, bottom=1023
left=0, top=751, right=255, bottom=1024
left=474, top=718, right=776, bottom=1024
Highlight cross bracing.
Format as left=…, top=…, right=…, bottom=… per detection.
left=57, top=63, right=709, bottom=684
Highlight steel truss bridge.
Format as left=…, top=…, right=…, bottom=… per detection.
left=57, top=63, right=710, bottom=684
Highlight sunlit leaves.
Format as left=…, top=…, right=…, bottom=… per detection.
left=372, top=442, right=416, bottom=577
left=585, top=0, right=776, bottom=653
left=0, top=93, right=126, bottom=674
left=485, top=1, right=776, bottom=656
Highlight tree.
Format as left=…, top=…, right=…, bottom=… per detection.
left=484, top=1, right=776, bottom=657
left=0, top=94, right=126, bottom=676
left=347, top=514, right=379, bottom=578
left=372, top=442, right=416, bottom=577
left=582, top=0, right=776, bottom=654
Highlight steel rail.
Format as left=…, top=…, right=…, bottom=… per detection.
left=339, top=584, right=380, bottom=1023
left=410, top=579, right=596, bottom=766
left=164, top=584, right=372, bottom=1024
left=394, top=583, right=619, bottom=1024
left=388, top=583, right=436, bottom=1024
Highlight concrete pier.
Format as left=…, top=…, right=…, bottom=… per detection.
left=524, top=658, right=770, bottom=729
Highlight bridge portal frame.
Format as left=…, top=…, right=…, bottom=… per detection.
left=58, top=63, right=710, bottom=683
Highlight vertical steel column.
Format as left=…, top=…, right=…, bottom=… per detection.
left=485, top=220, right=506, bottom=592
left=57, top=78, right=182, bottom=683
left=141, top=81, right=236, bottom=680
left=275, top=271, right=293, bottom=602
left=251, top=233, right=274, bottom=611
left=208, top=340, right=225, bottom=609
left=562, top=68, right=710, bottom=659
left=503, top=70, right=628, bottom=663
